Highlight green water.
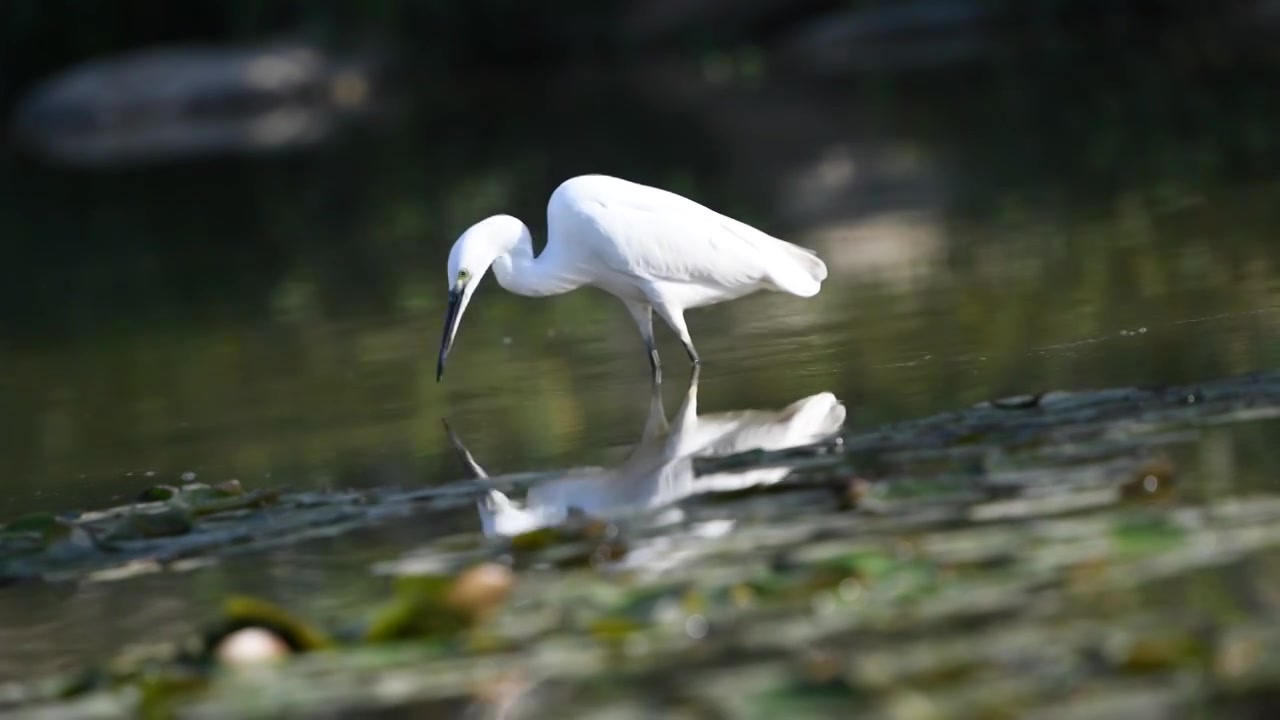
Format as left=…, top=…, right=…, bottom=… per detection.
left=3, top=40, right=1280, bottom=689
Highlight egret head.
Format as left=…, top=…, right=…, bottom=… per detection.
left=437, top=215, right=528, bottom=382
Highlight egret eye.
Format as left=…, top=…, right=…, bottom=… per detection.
left=458, top=269, right=471, bottom=283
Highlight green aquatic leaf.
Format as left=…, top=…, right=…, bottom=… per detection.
left=1106, top=629, right=1209, bottom=674
left=364, top=574, right=471, bottom=643
left=840, top=551, right=900, bottom=581
left=212, top=480, right=245, bottom=496
left=2, top=512, right=64, bottom=536
left=137, top=485, right=181, bottom=502
left=1111, top=516, right=1187, bottom=557
left=104, top=506, right=194, bottom=541
left=214, top=595, right=334, bottom=653
left=173, top=482, right=278, bottom=516
left=504, top=514, right=628, bottom=568
left=135, top=665, right=210, bottom=720
left=508, top=527, right=560, bottom=552
left=364, top=565, right=515, bottom=643
left=589, top=615, right=646, bottom=644
left=0, top=513, right=93, bottom=558
left=2, top=512, right=75, bottom=546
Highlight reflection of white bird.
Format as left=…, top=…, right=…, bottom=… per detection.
left=444, top=372, right=846, bottom=537
left=435, top=174, right=828, bottom=382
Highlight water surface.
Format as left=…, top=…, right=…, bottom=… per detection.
left=3, top=39, right=1280, bottom=683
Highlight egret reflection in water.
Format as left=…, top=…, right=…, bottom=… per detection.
left=444, top=373, right=847, bottom=537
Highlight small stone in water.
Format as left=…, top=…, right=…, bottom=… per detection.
left=181, top=472, right=197, bottom=482
left=838, top=577, right=863, bottom=602
left=684, top=614, right=708, bottom=640
left=215, top=627, right=290, bottom=665
left=841, top=477, right=873, bottom=510
left=1215, top=632, right=1263, bottom=680
left=445, top=563, right=515, bottom=619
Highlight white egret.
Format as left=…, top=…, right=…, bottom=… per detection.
left=436, top=174, right=828, bottom=381
left=444, top=371, right=846, bottom=537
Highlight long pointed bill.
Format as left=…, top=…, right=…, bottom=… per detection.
left=437, top=289, right=464, bottom=382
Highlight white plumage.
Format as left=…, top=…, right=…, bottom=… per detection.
left=436, top=174, right=828, bottom=381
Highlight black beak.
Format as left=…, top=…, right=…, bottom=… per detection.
left=437, top=289, right=463, bottom=382
left=441, top=419, right=489, bottom=479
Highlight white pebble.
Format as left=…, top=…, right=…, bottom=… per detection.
left=215, top=627, right=290, bottom=665
left=684, top=614, right=708, bottom=639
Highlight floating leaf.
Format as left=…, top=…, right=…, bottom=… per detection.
left=1, top=512, right=71, bottom=548
left=135, top=665, right=210, bottom=720
left=213, top=480, right=245, bottom=496
left=364, top=563, right=514, bottom=643
left=179, top=487, right=281, bottom=517
left=0, top=513, right=92, bottom=557
left=509, top=527, right=560, bottom=552
left=1111, top=516, right=1186, bottom=557
left=2, top=512, right=64, bottom=536
left=1106, top=630, right=1208, bottom=673
left=104, top=506, right=193, bottom=541
left=506, top=514, right=627, bottom=568
left=364, top=574, right=469, bottom=643
left=212, top=595, right=334, bottom=654
left=589, top=615, right=645, bottom=644
left=137, top=485, right=180, bottom=502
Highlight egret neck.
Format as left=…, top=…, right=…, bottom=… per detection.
left=490, top=229, right=584, bottom=298
left=436, top=215, right=585, bottom=381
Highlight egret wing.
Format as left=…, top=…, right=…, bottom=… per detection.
left=569, top=181, right=782, bottom=290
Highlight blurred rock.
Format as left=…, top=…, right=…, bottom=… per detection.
left=9, top=42, right=383, bottom=168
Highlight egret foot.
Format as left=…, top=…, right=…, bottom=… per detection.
left=683, top=341, right=701, bottom=366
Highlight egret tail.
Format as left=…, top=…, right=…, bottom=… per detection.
left=767, top=242, right=828, bottom=298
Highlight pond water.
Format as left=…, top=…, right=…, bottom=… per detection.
left=3, top=36, right=1280, bottom=691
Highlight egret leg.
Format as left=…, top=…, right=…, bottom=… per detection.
left=684, top=341, right=702, bottom=366
left=666, top=368, right=700, bottom=454
left=653, top=302, right=700, bottom=368
left=625, top=301, right=662, bottom=382
left=639, top=376, right=670, bottom=443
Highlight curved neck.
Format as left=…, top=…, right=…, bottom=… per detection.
left=491, top=232, right=583, bottom=297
